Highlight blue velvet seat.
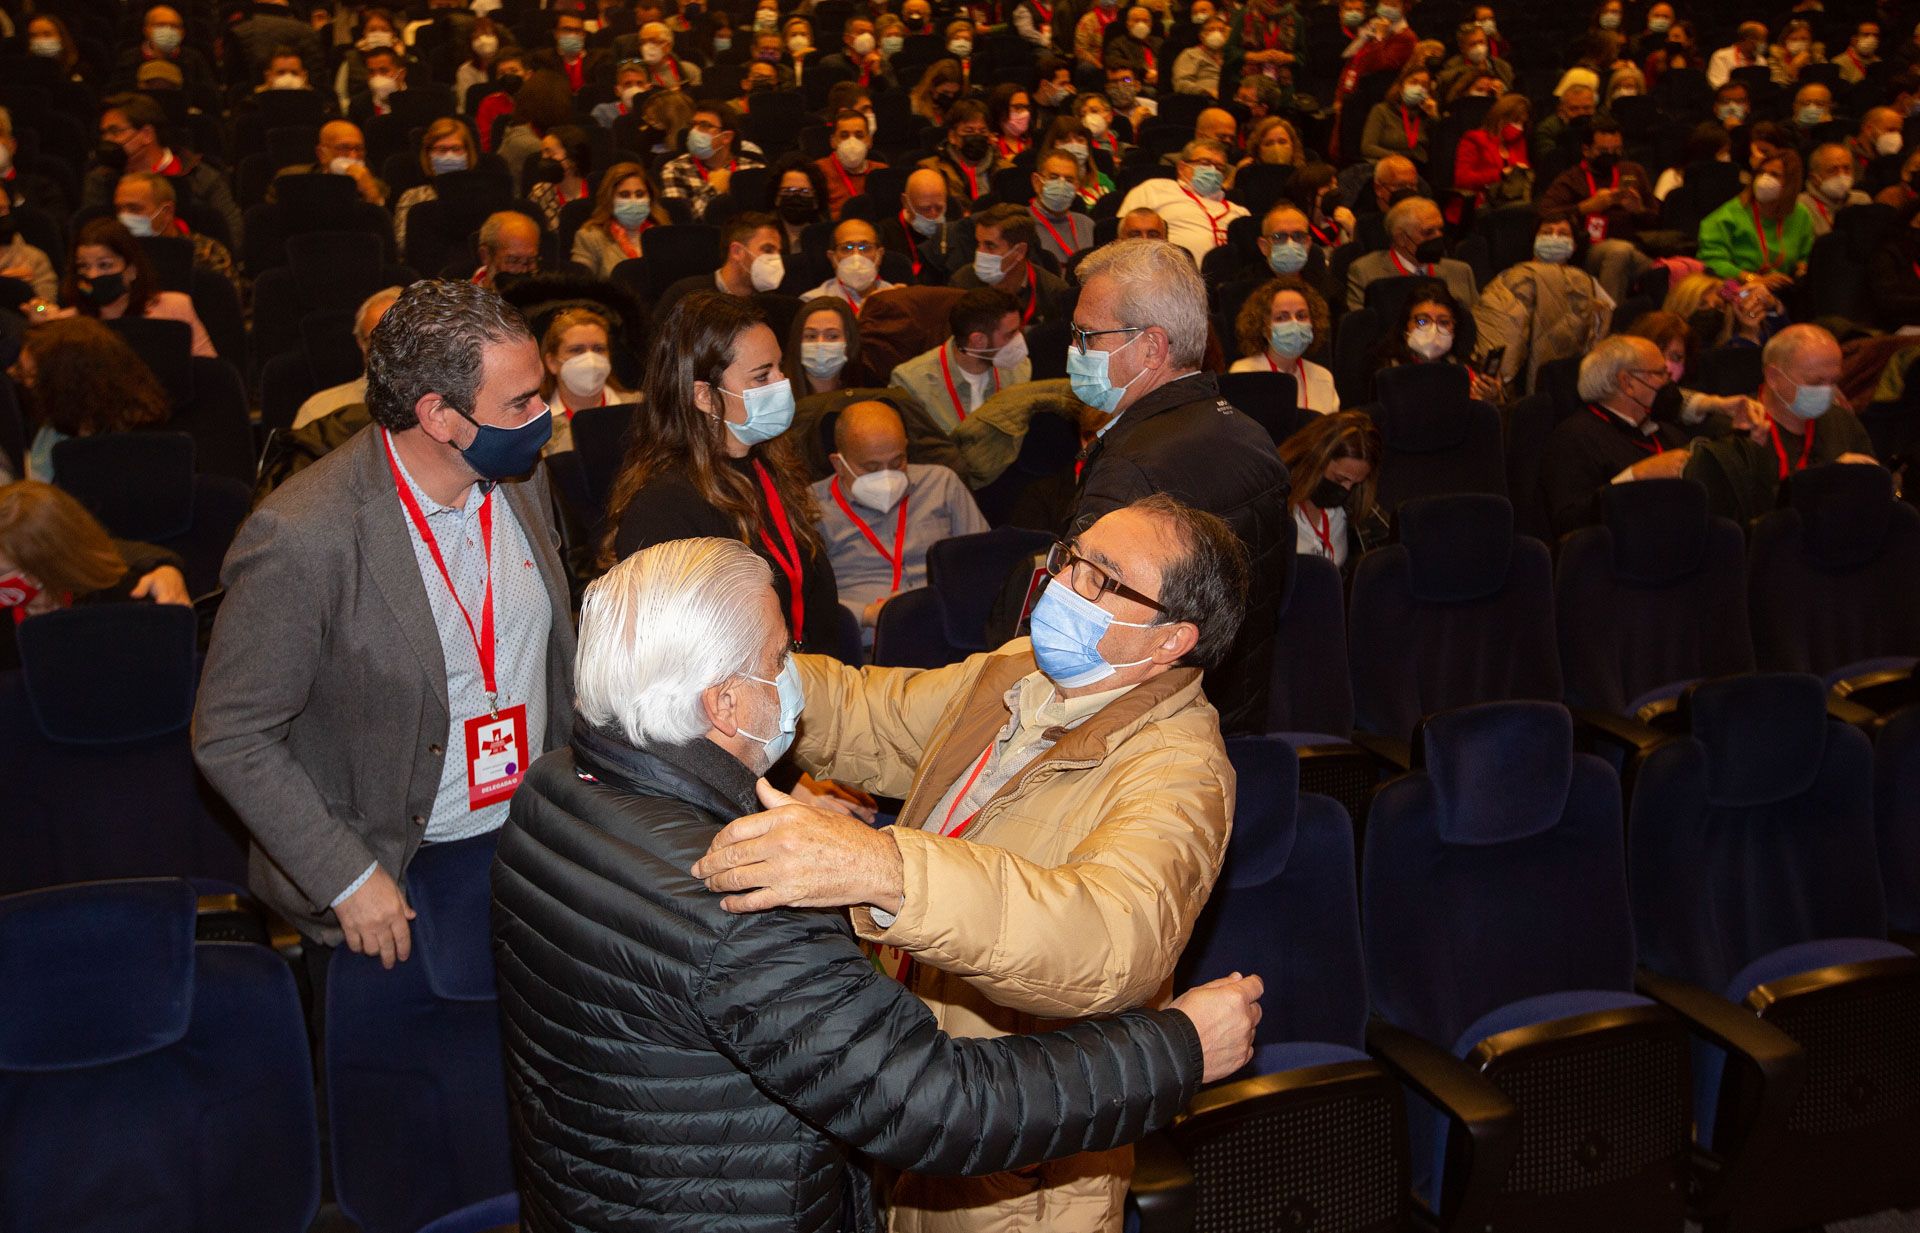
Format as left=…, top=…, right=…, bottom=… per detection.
left=1367, top=364, right=1505, bottom=515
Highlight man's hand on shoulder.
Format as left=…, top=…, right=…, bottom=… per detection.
left=692, top=778, right=906, bottom=914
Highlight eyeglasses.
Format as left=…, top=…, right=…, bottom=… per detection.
left=1411, top=313, right=1453, bottom=331
left=1046, top=541, right=1165, bottom=611
left=1069, top=322, right=1144, bottom=355
left=1264, top=228, right=1309, bottom=244
left=832, top=241, right=877, bottom=254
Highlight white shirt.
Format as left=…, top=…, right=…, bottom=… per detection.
left=1294, top=502, right=1349, bottom=568
left=806, top=273, right=898, bottom=312
left=1116, top=177, right=1249, bottom=264
left=1706, top=44, right=1755, bottom=88
left=1225, top=355, right=1341, bottom=414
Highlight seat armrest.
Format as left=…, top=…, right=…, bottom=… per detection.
left=1571, top=706, right=1670, bottom=761
left=1824, top=695, right=1880, bottom=732
left=1349, top=731, right=1413, bottom=774
left=1632, top=968, right=1806, bottom=1217
left=1128, top=1131, right=1194, bottom=1233
left=1366, top=1018, right=1518, bottom=1233
left=1829, top=667, right=1920, bottom=716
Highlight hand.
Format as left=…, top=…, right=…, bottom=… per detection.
left=1169, top=972, right=1264, bottom=1082
left=1468, top=368, right=1503, bottom=402
left=1722, top=395, right=1769, bottom=441
left=1332, top=205, right=1356, bottom=233
left=791, top=773, right=879, bottom=823
left=334, top=866, right=415, bottom=969
left=1628, top=445, right=1691, bottom=479
left=130, top=565, right=190, bottom=606
left=691, top=778, right=905, bottom=913
left=0, top=262, right=31, bottom=281
left=1836, top=452, right=1880, bottom=466
left=861, top=594, right=891, bottom=628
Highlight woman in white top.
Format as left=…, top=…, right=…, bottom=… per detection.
left=1275, top=410, right=1382, bottom=574
left=538, top=307, right=639, bottom=455
left=1228, top=276, right=1341, bottom=414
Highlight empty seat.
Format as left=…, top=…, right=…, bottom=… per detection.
left=53, top=432, right=251, bottom=598
left=1367, top=364, right=1506, bottom=514
left=0, top=878, right=319, bottom=1232
left=872, top=527, right=1053, bottom=667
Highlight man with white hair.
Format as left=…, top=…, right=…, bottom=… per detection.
left=1346, top=195, right=1479, bottom=309
left=471, top=210, right=542, bottom=289
left=1114, top=137, right=1251, bottom=263
left=292, top=286, right=404, bottom=429
left=1539, top=334, right=1691, bottom=537
left=491, top=535, right=1264, bottom=1232
left=1064, top=238, right=1290, bottom=733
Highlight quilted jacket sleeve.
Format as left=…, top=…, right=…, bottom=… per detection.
left=693, top=906, right=1204, bottom=1175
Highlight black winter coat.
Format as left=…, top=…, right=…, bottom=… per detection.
left=491, top=723, right=1205, bottom=1233
left=1070, top=371, right=1295, bottom=734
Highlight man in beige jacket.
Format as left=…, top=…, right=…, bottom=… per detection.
left=692, top=493, right=1249, bottom=1233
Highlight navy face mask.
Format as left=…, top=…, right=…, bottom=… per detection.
left=455, top=403, right=553, bottom=480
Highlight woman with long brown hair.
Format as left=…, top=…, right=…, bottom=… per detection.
left=1276, top=411, right=1384, bottom=574
left=603, top=292, right=838, bottom=652
left=43, top=219, right=215, bottom=357
left=570, top=162, right=664, bottom=277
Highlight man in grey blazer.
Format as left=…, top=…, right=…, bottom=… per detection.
left=194, top=280, right=575, bottom=971
left=1345, top=195, right=1480, bottom=312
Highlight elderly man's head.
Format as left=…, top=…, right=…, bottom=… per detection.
left=352, top=285, right=405, bottom=359
left=1042, top=494, right=1250, bottom=693
left=1761, top=323, right=1841, bottom=427
left=575, top=537, right=796, bottom=773
left=1576, top=334, right=1669, bottom=424
left=1372, top=154, right=1418, bottom=211
left=1071, top=239, right=1209, bottom=416
left=1384, top=196, right=1444, bottom=262
left=830, top=401, right=910, bottom=506
left=1118, top=208, right=1168, bottom=241
left=1194, top=107, right=1238, bottom=148
left=1558, top=84, right=1597, bottom=122
left=1177, top=138, right=1230, bottom=199
left=480, top=211, right=542, bottom=278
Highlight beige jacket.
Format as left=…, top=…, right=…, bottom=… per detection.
left=792, top=642, right=1234, bottom=1233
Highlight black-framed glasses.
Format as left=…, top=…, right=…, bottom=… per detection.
left=1046, top=541, right=1165, bottom=611
left=1069, top=322, right=1144, bottom=355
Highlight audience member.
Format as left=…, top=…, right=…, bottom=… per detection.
left=807, top=218, right=897, bottom=312
left=277, top=120, right=389, bottom=207
left=1275, top=411, right=1383, bottom=573
left=571, top=162, right=663, bottom=277
left=43, top=218, right=216, bottom=357
left=15, top=316, right=172, bottom=481
left=1540, top=334, right=1690, bottom=538
left=539, top=306, right=637, bottom=453
left=890, top=289, right=1032, bottom=438
left=1116, top=138, right=1249, bottom=264
left=527, top=124, right=593, bottom=232
left=1229, top=276, right=1340, bottom=414
left=293, top=286, right=403, bottom=430
left=1346, top=196, right=1478, bottom=310
left=950, top=204, right=1071, bottom=323
left=1699, top=147, right=1814, bottom=286
left=0, top=196, right=57, bottom=302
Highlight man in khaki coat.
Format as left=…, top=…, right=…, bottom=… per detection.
left=692, top=493, right=1249, bottom=1233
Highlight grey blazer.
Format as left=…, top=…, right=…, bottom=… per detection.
left=193, top=426, right=576, bottom=944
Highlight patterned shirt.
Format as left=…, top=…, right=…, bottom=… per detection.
left=658, top=142, right=767, bottom=219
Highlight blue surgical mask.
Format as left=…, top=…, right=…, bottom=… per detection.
left=716, top=378, right=796, bottom=445
left=1028, top=578, right=1159, bottom=689
left=1796, top=105, right=1829, bottom=127
left=1533, top=233, right=1575, bottom=263
left=687, top=127, right=718, bottom=159
left=1266, top=239, right=1308, bottom=274
left=1037, top=176, right=1077, bottom=214
left=613, top=197, right=652, bottom=227
left=973, top=249, right=1007, bottom=282
left=1188, top=165, right=1225, bottom=197
left=740, top=657, right=804, bottom=762
left=456, top=404, right=553, bottom=479
left=1772, top=368, right=1834, bottom=419
left=430, top=151, right=469, bottom=175
left=1066, top=329, right=1145, bottom=415
left=910, top=210, right=944, bottom=236
left=1268, top=319, right=1313, bottom=360
left=557, top=32, right=586, bottom=55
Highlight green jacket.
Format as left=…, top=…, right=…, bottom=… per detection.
left=1697, top=197, right=1815, bottom=280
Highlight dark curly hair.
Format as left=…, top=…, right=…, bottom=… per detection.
left=364, top=280, right=534, bottom=432
left=23, top=316, right=170, bottom=438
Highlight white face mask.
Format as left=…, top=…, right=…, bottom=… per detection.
left=948, top=38, right=973, bottom=57
left=835, top=252, right=879, bottom=291
left=270, top=71, right=307, bottom=89
left=329, top=154, right=365, bottom=175
left=641, top=42, right=666, bottom=63
left=749, top=250, right=785, bottom=292
left=558, top=351, right=611, bottom=399
left=965, top=331, right=1028, bottom=370
left=836, top=136, right=870, bottom=169
left=1202, top=30, right=1227, bottom=49
left=852, top=32, right=876, bottom=54
left=1818, top=173, right=1854, bottom=200
left=1407, top=323, right=1453, bottom=359
left=472, top=33, right=499, bottom=57
left=1128, top=20, right=1151, bottom=38
left=801, top=339, right=848, bottom=379
left=788, top=34, right=812, bottom=52
left=1084, top=111, right=1111, bottom=137
left=1753, top=173, right=1783, bottom=203
left=368, top=73, right=400, bottom=99
left=848, top=466, right=909, bottom=512
left=1876, top=130, right=1904, bottom=156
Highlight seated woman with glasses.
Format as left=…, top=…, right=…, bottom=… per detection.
left=1373, top=279, right=1502, bottom=403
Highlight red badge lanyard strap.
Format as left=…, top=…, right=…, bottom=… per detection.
left=938, top=744, right=995, bottom=837
left=1031, top=204, right=1077, bottom=258
left=1809, top=196, right=1831, bottom=228
left=383, top=430, right=500, bottom=710
left=752, top=458, right=807, bottom=643
left=939, top=343, right=976, bottom=421
left=694, top=157, right=737, bottom=183
left=960, top=160, right=980, bottom=200
left=830, top=476, right=909, bottom=592
left=1388, top=248, right=1430, bottom=276
left=1312, top=508, right=1336, bottom=558
left=832, top=154, right=861, bottom=201
left=1589, top=405, right=1662, bottom=454
left=899, top=210, right=925, bottom=278
left=1401, top=106, right=1420, bottom=151
left=836, top=280, right=868, bottom=313
left=1180, top=186, right=1229, bottom=248
left=1767, top=417, right=1814, bottom=480
left=1751, top=199, right=1781, bottom=271
left=1021, top=263, right=1037, bottom=323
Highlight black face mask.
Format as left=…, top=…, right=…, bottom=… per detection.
left=532, top=157, right=565, bottom=184
left=1587, top=153, right=1618, bottom=177
left=95, top=141, right=129, bottom=174
left=748, top=79, right=774, bottom=93
left=1413, top=236, right=1447, bottom=264
left=1310, top=477, right=1351, bottom=510
left=82, top=271, right=128, bottom=305
left=496, top=71, right=524, bottom=94
left=1646, top=378, right=1684, bottom=423
left=958, top=133, right=991, bottom=162
left=776, top=193, right=817, bottom=222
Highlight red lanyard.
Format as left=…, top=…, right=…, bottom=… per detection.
left=831, top=154, right=862, bottom=201
left=151, top=151, right=181, bottom=176
left=612, top=218, right=651, bottom=259
left=693, top=157, right=737, bottom=183
left=1808, top=196, right=1831, bottom=227
left=383, top=430, right=502, bottom=709
left=1030, top=0, right=1051, bottom=21
left=1030, top=204, right=1078, bottom=257
left=653, top=58, right=682, bottom=87
left=995, top=134, right=1026, bottom=159
left=1400, top=105, right=1420, bottom=151
left=1767, top=417, right=1815, bottom=479
left=1180, top=186, right=1230, bottom=248
left=835, top=278, right=871, bottom=313
left=939, top=343, right=1000, bottom=421
left=959, top=159, right=981, bottom=199
left=1142, top=44, right=1155, bottom=77
left=1020, top=263, right=1037, bottom=322
left=1311, top=508, right=1336, bottom=557
left=1846, top=48, right=1866, bottom=74
left=752, top=459, right=807, bottom=643
left=899, top=209, right=924, bottom=278
left=1388, top=248, right=1431, bottom=276
left=939, top=745, right=995, bottom=837
left=1589, top=405, right=1663, bottom=454
left=1101, top=131, right=1121, bottom=157
left=830, top=476, right=910, bottom=592
left=1309, top=220, right=1336, bottom=246
left=1581, top=160, right=1619, bottom=198
left=1750, top=200, right=1782, bottom=271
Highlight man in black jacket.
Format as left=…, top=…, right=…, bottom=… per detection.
left=1066, top=238, right=1293, bottom=733
left=492, top=535, right=1262, bottom=1233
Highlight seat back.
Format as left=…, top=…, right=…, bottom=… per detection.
left=53, top=431, right=198, bottom=541
left=1349, top=494, right=1560, bottom=741
left=1748, top=463, right=1920, bottom=680
left=1555, top=479, right=1753, bottom=713
left=328, top=832, right=514, bottom=1233
left=1370, top=364, right=1506, bottom=513
left=1216, top=370, right=1311, bottom=446
left=1266, top=554, right=1354, bottom=737
left=1180, top=736, right=1367, bottom=1051
left=0, top=879, right=319, bottom=1233
left=871, top=584, right=962, bottom=667
left=926, top=527, right=1053, bottom=652
left=1630, top=673, right=1884, bottom=994
left=1873, top=703, right=1920, bottom=936
left=569, top=401, right=639, bottom=518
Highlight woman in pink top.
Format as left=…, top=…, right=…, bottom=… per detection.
left=57, top=218, right=216, bottom=358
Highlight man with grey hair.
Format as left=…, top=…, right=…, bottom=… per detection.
left=471, top=209, right=542, bottom=289
left=1115, top=137, right=1251, bottom=263
left=196, top=279, right=571, bottom=984
left=1346, top=194, right=1479, bottom=310
left=492, top=534, right=1264, bottom=1231
left=292, top=285, right=405, bottom=429
left=1538, top=334, right=1691, bottom=537
left=1063, top=237, right=1290, bottom=732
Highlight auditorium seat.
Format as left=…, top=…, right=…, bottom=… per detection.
left=1626, top=673, right=1920, bottom=1232
left=53, top=431, right=250, bottom=599
left=1366, top=364, right=1506, bottom=514
left=1364, top=701, right=1693, bottom=1227
left=0, top=878, right=319, bottom=1233
left=1259, top=553, right=1377, bottom=827
left=968, top=408, right=1079, bottom=526
left=1871, top=701, right=1920, bottom=938
left=1138, top=735, right=1415, bottom=1231
left=872, top=527, right=1053, bottom=668
left=327, top=832, right=515, bottom=1233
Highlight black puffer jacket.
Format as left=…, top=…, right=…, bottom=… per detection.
left=1070, top=371, right=1295, bottom=734
left=491, top=723, right=1205, bottom=1233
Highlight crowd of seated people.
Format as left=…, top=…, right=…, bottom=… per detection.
left=4, top=0, right=1920, bottom=1227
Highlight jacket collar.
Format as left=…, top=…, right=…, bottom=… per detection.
left=1083, top=370, right=1217, bottom=465
left=571, top=719, right=762, bottom=819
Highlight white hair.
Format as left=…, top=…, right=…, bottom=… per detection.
left=1383, top=195, right=1437, bottom=244
left=1577, top=335, right=1655, bottom=403
left=354, top=286, right=406, bottom=350
left=574, top=538, right=775, bottom=747
left=1078, top=238, right=1209, bottom=367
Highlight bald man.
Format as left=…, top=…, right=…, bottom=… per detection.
left=275, top=120, right=389, bottom=206
left=809, top=217, right=897, bottom=310
left=810, top=400, right=988, bottom=633
left=1118, top=208, right=1169, bottom=242
left=472, top=211, right=543, bottom=288
left=878, top=168, right=960, bottom=285
left=1194, top=107, right=1239, bottom=151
